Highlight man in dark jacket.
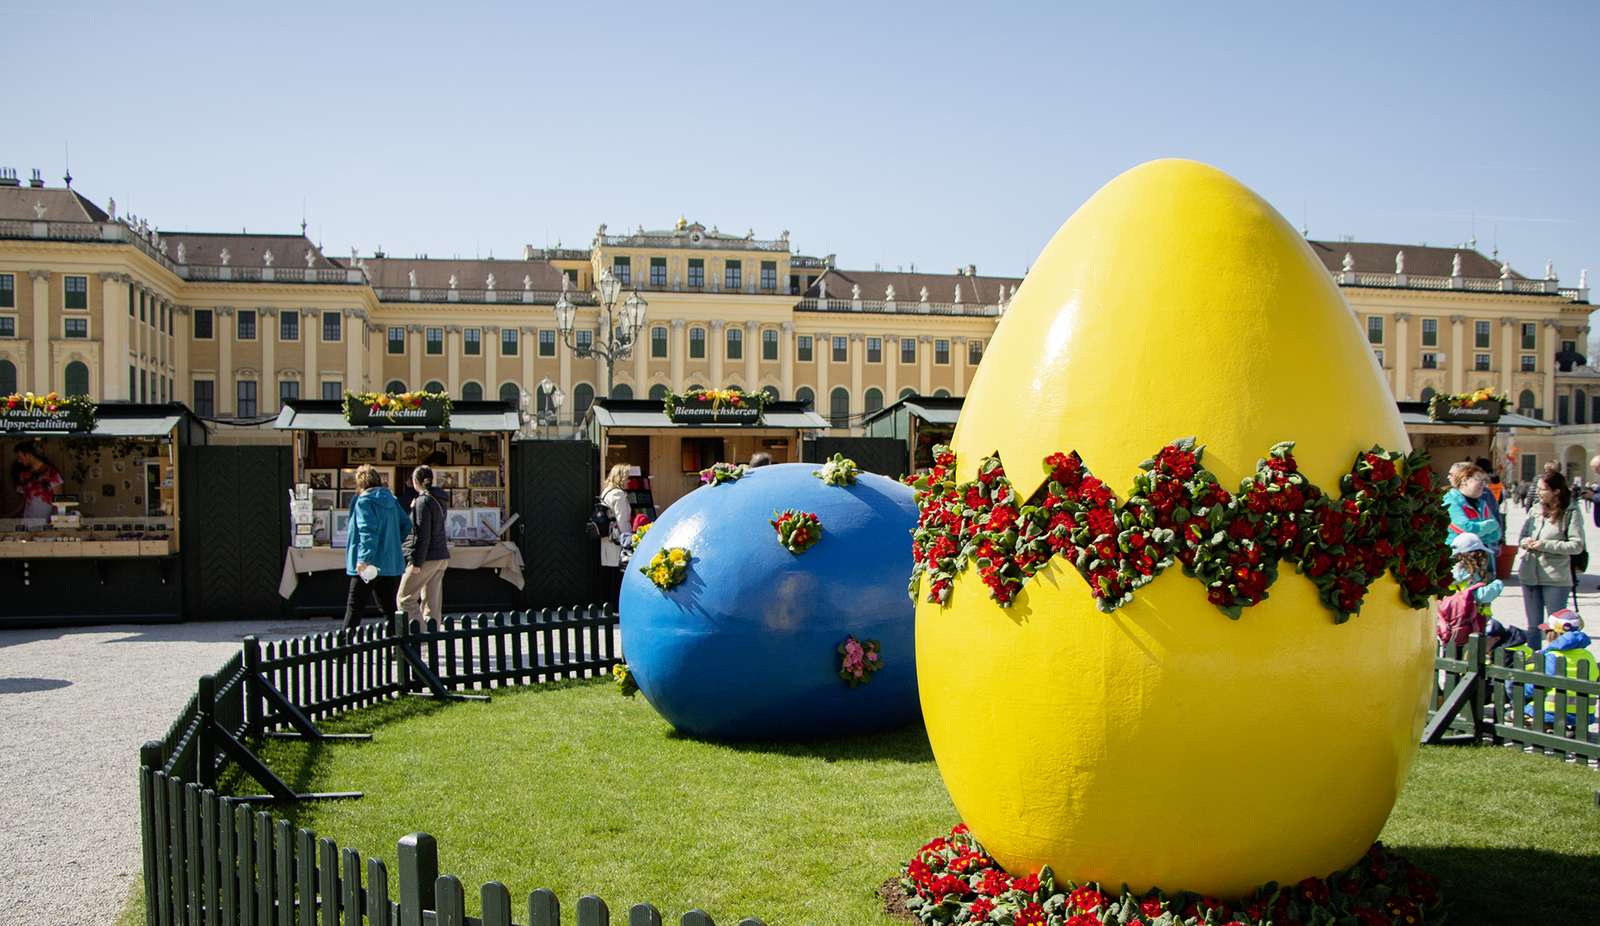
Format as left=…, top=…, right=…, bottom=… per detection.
left=397, top=464, right=451, bottom=624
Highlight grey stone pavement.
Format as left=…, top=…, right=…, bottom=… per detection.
left=1, top=503, right=1596, bottom=925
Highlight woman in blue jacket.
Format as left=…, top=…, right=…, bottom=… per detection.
left=343, top=464, right=413, bottom=632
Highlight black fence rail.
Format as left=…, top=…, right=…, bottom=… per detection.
left=1427, top=634, right=1599, bottom=764
left=134, top=606, right=767, bottom=926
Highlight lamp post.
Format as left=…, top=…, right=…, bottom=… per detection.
left=554, top=268, right=647, bottom=400
left=538, top=376, right=565, bottom=438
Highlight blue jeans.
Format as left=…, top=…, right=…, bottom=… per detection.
left=1521, top=583, right=1569, bottom=642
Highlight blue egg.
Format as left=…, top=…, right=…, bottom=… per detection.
left=620, top=462, right=920, bottom=740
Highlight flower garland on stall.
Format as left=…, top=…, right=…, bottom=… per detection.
left=342, top=390, right=451, bottom=424
left=662, top=387, right=771, bottom=418
left=1, top=391, right=97, bottom=431
left=906, top=439, right=1451, bottom=622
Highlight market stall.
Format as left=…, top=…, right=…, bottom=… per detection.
left=1397, top=393, right=1551, bottom=481
left=0, top=398, right=201, bottom=624
left=585, top=391, right=830, bottom=511
left=273, top=395, right=527, bottom=615
left=862, top=393, right=963, bottom=472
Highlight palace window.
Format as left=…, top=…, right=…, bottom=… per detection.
left=465, top=328, right=481, bottom=355
left=193, top=380, right=215, bottom=417
left=652, top=326, right=668, bottom=358
left=0, top=316, right=13, bottom=338
left=321, top=380, right=342, bottom=400
left=829, top=387, right=850, bottom=429
left=763, top=328, right=778, bottom=360
left=690, top=327, right=706, bottom=358
left=0, top=359, right=13, bottom=394
left=1474, top=320, right=1490, bottom=349
left=1521, top=323, right=1537, bottom=350
left=64, top=317, right=88, bottom=338
left=280, top=310, right=299, bottom=341
left=64, top=275, right=88, bottom=310
left=577, top=330, right=593, bottom=353
left=797, top=335, right=813, bottom=362
left=650, top=257, right=667, bottom=287
left=426, top=327, right=444, bottom=355
left=1373, top=348, right=1384, bottom=365
left=832, top=336, right=847, bottom=362
left=563, top=269, right=578, bottom=288
left=1421, top=318, right=1437, bottom=347
left=501, top=328, right=519, bottom=356
left=725, top=260, right=742, bottom=291
left=237, top=310, right=257, bottom=340
left=462, top=382, right=483, bottom=401
left=935, top=339, right=950, bottom=364
left=0, top=273, right=12, bottom=307
left=901, top=338, right=916, bottom=364
left=969, top=340, right=984, bottom=365
left=726, top=327, right=742, bottom=360
left=279, top=380, right=299, bottom=405
left=236, top=380, right=258, bottom=418
left=867, top=337, right=882, bottom=363
left=1521, top=354, right=1536, bottom=372
left=539, top=329, right=555, bottom=357
left=1421, top=352, right=1439, bottom=369
left=612, top=257, right=631, bottom=285
left=194, top=309, right=214, bottom=339
left=388, top=327, right=406, bottom=354
left=761, top=261, right=777, bottom=290
left=322, top=311, right=341, bottom=342
left=1474, top=353, right=1491, bottom=371
left=1366, top=316, right=1383, bottom=344
left=790, top=274, right=801, bottom=295
left=688, top=259, right=705, bottom=288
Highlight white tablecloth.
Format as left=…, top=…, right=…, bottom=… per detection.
left=278, top=541, right=526, bottom=598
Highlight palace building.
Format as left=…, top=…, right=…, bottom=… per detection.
left=0, top=167, right=1592, bottom=479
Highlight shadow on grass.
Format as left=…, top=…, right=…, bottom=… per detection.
left=665, top=721, right=936, bottom=763
left=1397, top=844, right=1600, bottom=925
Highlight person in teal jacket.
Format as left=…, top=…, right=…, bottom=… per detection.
left=1443, top=462, right=1502, bottom=551
left=342, top=464, right=413, bottom=631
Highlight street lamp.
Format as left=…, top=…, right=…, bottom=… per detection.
left=554, top=268, right=647, bottom=399
left=538, top=376, right=566, bottom=438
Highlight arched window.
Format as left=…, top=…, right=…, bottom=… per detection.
left=1419, top=386, right=1436, bottom=403
left=64, top=361, right=89, bottom=397
left=385, top=379, right=407, bottom=394
left=687, top=383, right=704, bottom=392
left=424, top=380, right=445, bottom=395
left=933, top=388, right=951, bottom=398
left=1517, top=389, right=1537, bottom=412
left=0, top=359, right=15, bottom=395
left=648, top=384, right=670, bottom=402
left=461, top=382, right=483, bottom=401
left=611, top=383, right=633, bottom=399
left=1577, top=389, right=1589, bottom=425
left=829, top=387, right=850, bottom=428
left=761, top=385, right=779, bottom=402
left=898, top=387, right=916, bottom=400
left=499, top=382, right=521, bottom=406
left=864, top=387, right=884, bottom=414
left=573, top=383, right=595, bottom=420
left=795, top=386, right=815, bottom=409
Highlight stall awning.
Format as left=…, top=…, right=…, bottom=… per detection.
left=274, top=400, right=520, bottom=432
left=861, top=393, right=966, bottom=429
left=588, top=399, right=829, bottom=430
left=94, top=411, right=187, bottom=437
left=0, top=403, right=190, bottom=438
left=1397, top=409, right=1553, bottom=429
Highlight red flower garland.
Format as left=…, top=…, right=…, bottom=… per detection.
left=899, top=823, right=1443, bottom=926
left=771, top=509, right=823, bottom=553
left=906, top=440, right=1452, bottom=622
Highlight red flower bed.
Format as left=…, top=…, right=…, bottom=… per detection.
left=906, top=439, right=1452, bottom=622
left=899, top=823, right=1444, bottom=925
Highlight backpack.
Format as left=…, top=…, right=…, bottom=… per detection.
left=585, top=497, right=614, bottom=540
left=1435, top=584, right=1487, bottom=646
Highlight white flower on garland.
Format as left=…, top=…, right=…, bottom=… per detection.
left=814, top=453, right=860, bottom=487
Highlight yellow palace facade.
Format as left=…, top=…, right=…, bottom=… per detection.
left=0, top=171, right=1592, bottom=479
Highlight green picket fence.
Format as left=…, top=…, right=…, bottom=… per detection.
left=134, top=606, right=771, bottom=925
left=1428, top=634, right=1600, bottom=764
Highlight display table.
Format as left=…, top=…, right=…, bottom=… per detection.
left=278, top=541, right=526, bottom=598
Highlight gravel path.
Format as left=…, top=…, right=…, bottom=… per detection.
left=0, top=618, right=340, bottom=926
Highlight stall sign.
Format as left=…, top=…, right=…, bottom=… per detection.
left=0, top=394, right=97, bottom=433
left=663, top=388, right=767, bottom=425
left=344, top=391, right=451, bottom=428
left=1427, top=389, right=1507, bottom=424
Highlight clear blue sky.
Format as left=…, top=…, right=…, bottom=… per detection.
left=7, top=1, right=1596, bottom=287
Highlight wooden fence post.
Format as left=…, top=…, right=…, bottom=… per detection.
left=391, top=613, right=412, bottom=695
left=528, top=888, right=560, bottom=926
left=196, top=673, right=218, bottom=790
left=577, top=894, right=610, bottom=926
left=628, top=903, right=663, bottom=926
left=397, top=833, right=438, bottom=926
left=243, top=635, right=264, bottom=736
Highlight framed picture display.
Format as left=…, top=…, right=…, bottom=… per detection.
left=310, top=489, right=338, bottom=510
left=417, top=438, right=436, bottom=459
left=435, top=467, right=464, bottom=489
left=470, top=489, right=498, bottom=508
left=379, top=439, right=400, bottom=463
left=312, top=510, right=332, bottom=545
left=305, top=469, right=337, bottom=490
left=331, top=509, right=352, bottom=548
left=450, top=488, right=472, bottom=509
left=339, top=490, right=360, bottom=508
left=471, top=507, right=502, bottom=540
left=339, top=468, right=358, bottom=490
left=444, top=509, right=473, bottom=541
left=434, top=440, right=455, bottom=464
left=400, top=443, right=419, bottom=463
left=347, top=445, right=377, bottom=464
left=466, top=466, right=499, bottom=488
left=371, top=466, right=396, bottom=491
left=469, top=450, right=485, bottom=466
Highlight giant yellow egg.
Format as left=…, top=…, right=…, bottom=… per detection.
left=917, top=159, right=1433, bottom=898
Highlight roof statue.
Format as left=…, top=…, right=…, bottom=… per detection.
left=486, top=273, right=496, bottom=291
left=1394, top=250, right=1404, bottom=275
left=408, top=269, right=417, bottom=288
left=676, top=216, right=688, bottom=230
left=448, top=274, right=458, bottom=290
left=886, top=285, right=896, bottom=302
left=159, top=241, right=168, bottom=256
left=1545, top=260, right=1555, bottom=281
left=1581, top=269, right=1589, bottom=289
left=560, top=273, right=570, bottom=292
left=954, top=283, right=963, bottom=304
left=1342, top=252, right=1354, bottom=272
left=523, top=274, right=532, bottom=291
left=176, top=242, right=186, bottom=264
left=851, top=283, right=861, bottom=300
left=1451, top=252, right=1462, bottom=277
left=596, top=223, right=607, bottom=238
left=305, top=249, right=315, bottom=268
left=919, top=286, right=930, bottom=303
left=1009, top=284, right=1017, bottom=300
left=781, top=229, right=790, bottom=241
left=1500, top=261, right=1512, bottom=279
left=32, top=200, right=45, bottom=219
left=263, top=249, right=275, bottom=267
left=107, top=197, right=116, bottom=220
left=746, top=228, right=754, bottom=239
left=818, top=278, right=827, bottom=300
left=220, top=248, right=231, bottom=266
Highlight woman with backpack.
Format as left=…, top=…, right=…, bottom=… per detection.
left=599, top=464, right=632, bottom=607
left=1514, top=468, right=1586, bottom=645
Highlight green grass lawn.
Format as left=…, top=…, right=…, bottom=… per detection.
left=123, top=680, right=1600, bottom=925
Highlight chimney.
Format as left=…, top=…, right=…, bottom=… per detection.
left=967, top=264, right=977, bottom=277
left=0, top=168, right=18, bottom=187
left=28, top=168, right=45, bottom=188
